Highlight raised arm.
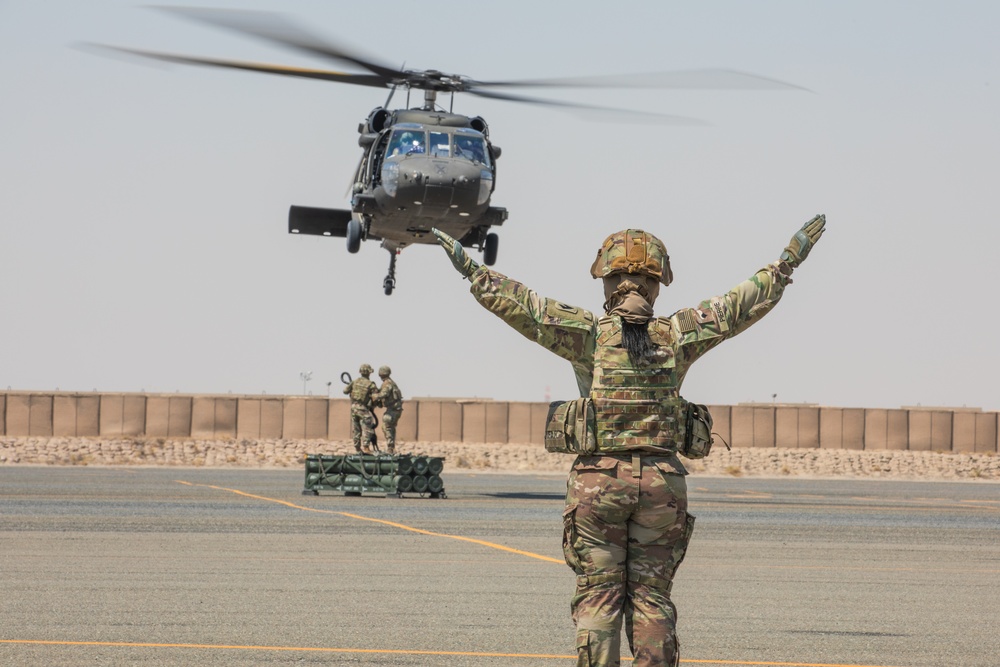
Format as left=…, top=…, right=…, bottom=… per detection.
left=674, top=214, right=826, bottom=361
left=434, top=228, right=597, bottom=395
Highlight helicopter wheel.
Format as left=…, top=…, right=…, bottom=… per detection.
left=483, top=232, right=499, bottom=266
left=346, top=219, right=362, bottom=253
left=382, top=248, right=397, bottom=296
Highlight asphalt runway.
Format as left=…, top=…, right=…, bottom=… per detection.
left=1, top=466, right=997, bottom=667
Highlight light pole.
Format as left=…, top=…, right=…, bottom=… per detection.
left=300, top=371, right=313, bottom=395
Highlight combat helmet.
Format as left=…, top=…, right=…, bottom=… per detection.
left=590, top=229, right=673, bottom=286
left=378, top=365, right=391, bottom=377
left=359, top=363, right=373, bottom=376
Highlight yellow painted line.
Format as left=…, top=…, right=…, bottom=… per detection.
left=0, top=640, right=910, bottom=666
left=175, top=481, right=563, bottom=564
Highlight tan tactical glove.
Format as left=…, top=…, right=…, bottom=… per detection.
left=780, top=214, right=826, bottom=268
left=432, top=228, right=480, bottom=279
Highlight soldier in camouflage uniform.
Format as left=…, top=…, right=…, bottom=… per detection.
left=434, top=216, right=825, bottom=667
left=375, top=365, right=404, bottom=454
left=343, top=363, right=378, bottom=453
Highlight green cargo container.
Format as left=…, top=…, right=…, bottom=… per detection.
left=303, top=453, right=447, bottom=498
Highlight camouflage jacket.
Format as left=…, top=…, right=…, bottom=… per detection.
left=376, top=379, right=404, bottom=411
left=343, top=377, right=377, bottom=410
left=467, top=261, right=792, bottom=397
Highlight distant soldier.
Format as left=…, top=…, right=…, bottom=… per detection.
left=375, top=365, right=404, bottom=454
left=343, top=364, right=378, bottom=453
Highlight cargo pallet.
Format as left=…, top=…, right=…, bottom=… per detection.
left=303, top=453, right=447, bottom=498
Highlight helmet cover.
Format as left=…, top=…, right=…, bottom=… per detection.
left=590, top=229, right=673, bottom=286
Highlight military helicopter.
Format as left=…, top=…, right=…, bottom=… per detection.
left=95, top=7, right=802, bottom=295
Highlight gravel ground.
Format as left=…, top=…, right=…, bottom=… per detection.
left=1, top=436, right=998, bottom=480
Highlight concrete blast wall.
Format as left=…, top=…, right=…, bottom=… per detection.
left=1, top=393, right=996, bottom=452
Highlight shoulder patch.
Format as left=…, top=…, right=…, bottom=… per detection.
left=676, top=309, right=697, bottom=334
left=545, top=300, right=595, bottom=326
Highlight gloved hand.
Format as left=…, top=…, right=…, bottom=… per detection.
left=780, top=214, right=826, bottom=268
left=432, top=228, right=480, bottom=279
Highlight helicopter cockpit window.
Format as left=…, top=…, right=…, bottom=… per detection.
left=453, top=135, right=489, bottom=166
left=387, top=129, right=426, bottom=157
left=429, top=132, right=450, bottom=158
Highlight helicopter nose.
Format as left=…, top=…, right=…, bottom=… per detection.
left=394, top=159, right=483, bottom=213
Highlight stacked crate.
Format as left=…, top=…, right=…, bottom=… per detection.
left=304, top=453, right=446, bottom=498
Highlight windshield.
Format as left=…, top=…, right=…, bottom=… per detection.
left=453, top=135, right=490, bottom=166
left=429, top=132, right=450, bottom=157
left=386, top=129, right=426, bottom=157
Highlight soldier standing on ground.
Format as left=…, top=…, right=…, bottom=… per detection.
left=433, top=216, right=825, bottom=667
left=343, top=363, right=378, bottom=453
left=375, top=366, right=404, bottom=454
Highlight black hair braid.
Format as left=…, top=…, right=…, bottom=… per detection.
left=621, top=320, right=656, bottom=367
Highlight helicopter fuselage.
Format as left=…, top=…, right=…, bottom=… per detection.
left=288, top=108, right=507, bottom=294
left=352, top=114, right=503, bottom=247
left=353, top=116, right=503, bottom=248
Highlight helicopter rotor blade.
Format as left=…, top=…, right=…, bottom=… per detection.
left=472, top=69, right=809, bottom=92
left=468, top=88, right=708, bottom=125
left=92, top=45, right=390, bottom=88
left=150, top=6, right=402, bottom=81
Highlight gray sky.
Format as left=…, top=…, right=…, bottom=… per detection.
left=2, top=1, right=998, bottom=411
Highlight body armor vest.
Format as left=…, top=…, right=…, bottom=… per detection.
left=350, top=378, right=375, bottom=408
left=590, top=315, right=687, bottom=454
left=382, top=381, right=403, bottom=411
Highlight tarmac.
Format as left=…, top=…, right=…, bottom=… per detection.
left=2, top=466, right=998, bottom=666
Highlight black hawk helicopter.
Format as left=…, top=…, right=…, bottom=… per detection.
left=95, top=7, right=802, bottom=295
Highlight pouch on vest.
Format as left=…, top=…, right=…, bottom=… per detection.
left=350, top=383, right=369, bottom=403
left=544, top=398, right=597, bottom=455
left=680, top=403, right=714, bottom=459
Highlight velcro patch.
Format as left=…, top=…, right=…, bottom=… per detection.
left=545, top=300, right=595, bottom=327
left=694, top=308, right=715, bottom=324
left=676, top=310, right=697, bottom=333
left=710, top=297, right=731, bottom=333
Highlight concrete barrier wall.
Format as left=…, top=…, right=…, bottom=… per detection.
left=53, top=395, right=100, bottom=437
left=1, top=392, right=997, bottom=453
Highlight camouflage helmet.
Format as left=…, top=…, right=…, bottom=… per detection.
left=359, top=363, right=373, bottom=376
left=590, top=229, right=673, bottom=286
left=378, top=365, right=391, bottom=377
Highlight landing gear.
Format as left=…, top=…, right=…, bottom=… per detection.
left=483, top=232, right=499, bottom=266
left=346, top=219, right=362, bottom=253
left=383, top=247, right=399, bottom=295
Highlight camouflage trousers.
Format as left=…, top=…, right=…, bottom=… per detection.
left=350, top=405, right=376, bottom=452
left=381, top=408, right=402, bottom=452
left=563, top=454, right=694, bottom=667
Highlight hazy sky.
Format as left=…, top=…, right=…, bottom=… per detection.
left=3, top=1, right=998, bottom=411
